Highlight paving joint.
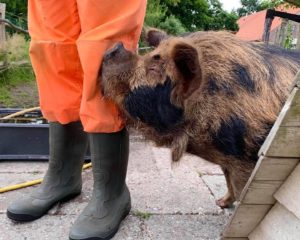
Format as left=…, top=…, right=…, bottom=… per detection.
left=200, top=175, right=217, bottom=200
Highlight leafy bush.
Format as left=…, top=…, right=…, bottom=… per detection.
left=159, top=15, right=187, bottom=35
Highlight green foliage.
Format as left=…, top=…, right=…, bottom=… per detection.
left=3, top=0, right=240, bottom=34
left=237, top=0, right=262, bottom=17
left=237, top=0, right=290, bottom=17
left=159, top=15, right=187, bottom=34
left=2, top=0, right=28, bottom=32
left=145, top=0, right=168, bottom=28
left=259, top=0, right=286, bottom=9
left=206, top=0, right=239, bottom=31
left=145, top=0, right=187, bottom=35
left=1, top=0, right=27, bottom=19
left=164, top=0, right=211, bottom=31
left=145, top=0, right=239, bottom=34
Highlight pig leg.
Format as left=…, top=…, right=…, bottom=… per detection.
left=230, top=164, right=254, bottom=202
left=216, top=167, right=235, bottom=208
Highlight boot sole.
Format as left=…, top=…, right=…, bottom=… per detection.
left=7, top=192, right=81, bottom=222
left=69, top=203, right=131, bottom=240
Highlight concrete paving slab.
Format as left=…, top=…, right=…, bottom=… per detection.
left=0, top=139, right=229, bottom=240
left=0, top=186, right=35, bottom=213
left=0, top=161, right=48, bottom=173
left=0, top=213, right=75, bottom=240
left=201, top=175, right=227, bottom=201
left=128, top=146, right=220, bottom=215
left=0, top=173, right=44, bottom=187
left=0, top=213, right=144, bottom=240
left=0, top=173, right=43, bottom=214
left=145, top=214, right=230, bottom=240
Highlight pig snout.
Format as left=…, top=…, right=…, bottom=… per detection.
left=103, top=42, right=127, bottom=62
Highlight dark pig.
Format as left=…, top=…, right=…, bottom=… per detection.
left=100, top=29, right=300, bottom=208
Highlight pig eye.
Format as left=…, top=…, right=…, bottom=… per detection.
left=153, top=54, right=161, bottom=60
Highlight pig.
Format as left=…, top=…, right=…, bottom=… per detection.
left=100, top=29, right=300, bottom=208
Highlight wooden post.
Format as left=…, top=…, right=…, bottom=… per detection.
left=276, top=18, right=288, bottom=47
left=262, top=17, right=274, bottom=45
left=0, top=3, right=6, bottom=44
left=278, top=18, right=288, bottom=47
left=296, top=24, right=300, bottom=49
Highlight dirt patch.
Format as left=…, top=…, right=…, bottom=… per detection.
left=0, top=81, right=39, bottom=108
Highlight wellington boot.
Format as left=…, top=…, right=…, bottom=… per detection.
left=69, top=128, right=130, bottom=240
left=7, top=121, right=88, bottom=221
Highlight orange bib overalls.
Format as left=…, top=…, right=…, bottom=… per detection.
left=28, top=0, right=146, bottom=132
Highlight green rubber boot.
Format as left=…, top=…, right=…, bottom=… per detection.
left=7, top=121, right=88, bottom=221
left=69, top=128, right=130, bottom=240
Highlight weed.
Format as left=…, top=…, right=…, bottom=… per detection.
left=132, top=210, right=152, bottom=220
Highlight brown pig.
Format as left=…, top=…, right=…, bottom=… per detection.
left=100, top=30, right=300, bottom=208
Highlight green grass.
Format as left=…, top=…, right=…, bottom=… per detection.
left=0, top=85, right=13, bottom=106
left=132, top=210, right=152, bottom=220
left=0, top=67, right=34, bottom=85
left=0, top=67, right=35, bottom=106
left=0, top=34, right=36, bottom=107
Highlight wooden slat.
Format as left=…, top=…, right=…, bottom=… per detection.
left=254, top=157, right=299, bottom=181
left=262, top=126, right=300, bottom=157
left=224, top=87, right=300, bottom=239
left=238, top=156, right=298, bottom=203
left=242, top=181, right=282, bottom=204
left=289, top=70, right=300, bottom=91
left=274, top=163, right=300, bottom=219
left=249, top=203, right=300, bottom=240
left=281, top=89, right=300, bottom=127
left=222, top=204, right=272, bottom=238
left=259, top=88, right=298, bottom=156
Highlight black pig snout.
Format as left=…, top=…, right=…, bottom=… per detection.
left=103, top=42, right=125, bottom=61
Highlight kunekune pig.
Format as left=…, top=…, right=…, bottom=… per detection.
left=100, top=29, right=300, bottom=208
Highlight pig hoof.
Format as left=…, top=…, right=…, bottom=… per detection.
left=216, top=198, right=234, bottom=209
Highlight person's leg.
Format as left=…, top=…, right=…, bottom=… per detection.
left=7, top=0, right=88, bottom=221
left=7, top=122, right=88, bottom=221
left=28, top=0, right=83, bottom=123
left=76, top=0, right=147, bottom=133
left=69, top=1, right=146, bottom=239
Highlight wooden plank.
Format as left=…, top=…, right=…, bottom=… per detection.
left=239, top=156, right=298, bottom=203
left=274, top=163, right=300, bottom=219
left=281, top=89, right=300, bottom=127
left=242, top=181, right=282, bottom=205
left=289, top=70, right=300, bottom=91
left=263, top=126, right=300, bottom=157
left=249, top=203, right=300, bottom=240
left=254, top=157, right=299, bottom=181
left=259, top=88, right=298, bottom=156
left=222, top=204, right=272, bottom=238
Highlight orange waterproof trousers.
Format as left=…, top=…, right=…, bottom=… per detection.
left=28, top=0, right=146, bottom=132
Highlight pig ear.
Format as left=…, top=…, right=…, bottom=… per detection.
left=144, top=28, right=168, bottom=47
left=171, top=42, right=202, bottom=102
